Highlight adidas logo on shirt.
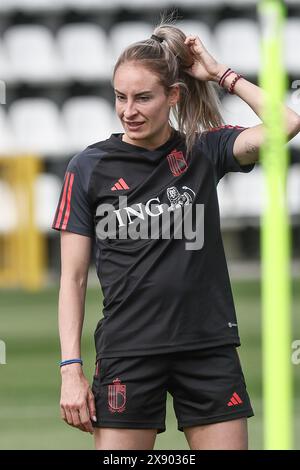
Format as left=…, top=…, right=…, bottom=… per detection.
left=227, top=392, right=243, bottom=407
left=111, top=178, right=130, bottom=191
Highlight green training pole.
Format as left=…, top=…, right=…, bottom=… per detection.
left=258, top=0, right=293, bottom=450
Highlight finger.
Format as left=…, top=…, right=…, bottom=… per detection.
left=78, top=406, right=94, bottom=434
left=65, top=407, right=74, bottom=426
left=87, top=391, right=97, bottom=424
left=184, top=35, right=196, bottom=43
left=71, top=408, right=81, bottom=427
left=77, top=424, right=89, bottom=433
left=60, top=405, right=67, bottom=422
left=76, top=410, right=89, bottom=432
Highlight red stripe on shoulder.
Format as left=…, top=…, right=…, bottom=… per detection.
left=208, top=125, right=246, bottom=133
left=53, top=172, right=70, bottom=229
left=62, top=172, right=75, bottom=230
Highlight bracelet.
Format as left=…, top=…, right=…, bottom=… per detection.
left=60, top=358, right=83, bottom=368
left=218, top=67, right=231, bottom=86
left=228, top=73, right=243, bottom=94
left=220, top=70, right=235, bottom=88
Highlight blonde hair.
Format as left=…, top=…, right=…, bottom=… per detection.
left=113, top=18, right=224, bottom=157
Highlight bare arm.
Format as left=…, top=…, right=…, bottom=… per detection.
left=59, top=230, right=92, bottom=364
left=214, top=66, right=300, bottom=165
left=183, top=35, right=300, bottom=165
left=58, top=230, right=97, bottom=434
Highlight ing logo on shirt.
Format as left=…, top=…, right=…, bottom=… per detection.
left=95, top=184, right=204, bottom=250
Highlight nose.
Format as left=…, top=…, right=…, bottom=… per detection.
left=123, top=100, right=138, bottom=119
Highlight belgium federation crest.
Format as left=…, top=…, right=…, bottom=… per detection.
left=166, top=149, right=188, bottom=176
left=108, top=378, right=126, bottom=413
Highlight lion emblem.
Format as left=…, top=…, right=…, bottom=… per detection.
left=167, top=186, right=195, bottom=211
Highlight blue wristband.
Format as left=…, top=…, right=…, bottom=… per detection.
left=60, top=359, right=83, bottom=368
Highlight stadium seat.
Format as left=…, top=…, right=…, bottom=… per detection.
left=227, top=166, right=266, bottom=221
left=4, top=25, right=66, bottom=84
left=9, top=98, right=67, bottom=157
left=214, top=20, right=260, bottom=76
left=223, top=0, right=258, bottom=6
left=13, top=0, right=65, bottom=12
left=172, top=0, right=223, bottom=6
left=0, top=107, right=14, bottom=154
left=217, top=175, right=236, bottom=223
left=284, top=19, right=300, bottom=76
left=57, top=24, right=112, bottom=82
left=62, top=96, right=115, bottom=153
left=0, top=0, right=16, bottom=13
left=0, top=40, right=15, bottom=84
left=109, top=21, right=153, bottom=63
left=175, top=20, right=218, bottom=58
left=287, top=164, right=300, bottom=217
left=64, top=0, right=118, bottom=9
left=34, top=173, right=63, bottom=233
left=0, top=180, right=17, bottom=233
left=111, top=112, right=124, bottom=134
left=221, top=96, right=262, bottom=128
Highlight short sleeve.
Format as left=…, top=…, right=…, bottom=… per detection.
left=51, top=156, right=94, bottom=238
left=202, top=125, right=256, bottom=183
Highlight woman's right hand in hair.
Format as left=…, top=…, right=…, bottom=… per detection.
left=184, top=35, right=226, bottom=83
left=60, top=364, right=97, bottom=434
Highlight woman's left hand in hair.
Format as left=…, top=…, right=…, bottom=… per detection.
left=184, top=35, right=226, bottom=82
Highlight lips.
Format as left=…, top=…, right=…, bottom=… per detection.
left=124, top=121, right=145, bottom=130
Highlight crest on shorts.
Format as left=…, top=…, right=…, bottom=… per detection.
left=108, top=378, right=126, bottom=413
left=166, top=149, right=188, bottom=177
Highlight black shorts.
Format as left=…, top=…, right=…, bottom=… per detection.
left=91, top=344, right=254, bottom=434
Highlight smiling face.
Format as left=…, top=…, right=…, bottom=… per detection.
left=113, top=62, right=179, bottom=149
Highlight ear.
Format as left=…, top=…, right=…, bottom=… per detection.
left=168, top=84, right=180, bottom=107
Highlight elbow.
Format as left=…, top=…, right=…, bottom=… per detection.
left=60, top=273, right=88, bottom=290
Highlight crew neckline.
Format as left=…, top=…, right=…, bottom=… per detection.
left=110, top=128, right=182, bottom=155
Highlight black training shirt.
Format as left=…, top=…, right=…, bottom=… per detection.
left=52, top=126, right=255, bottom=359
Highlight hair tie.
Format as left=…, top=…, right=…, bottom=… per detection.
left=151, top=34, right=164, bottom=43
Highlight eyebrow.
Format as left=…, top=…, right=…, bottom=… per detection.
left=114, top=89, right=152, bottom=96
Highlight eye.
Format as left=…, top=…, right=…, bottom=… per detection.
left=116, top=95, right=126, bottom=101
left=138, top=96, right=151, bottom=102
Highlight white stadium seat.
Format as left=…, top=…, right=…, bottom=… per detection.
left=57, top=24, right=112, bottom=82
left=4, top=26, right=66, bottom=84
left=221, top=96, right=262, bottom=128
left=227, top=166, right=266, bottom=220
left=172, top=0, right=224, bottom=6
left=62, top=96, right=114, bottom=153
left=0, top=0, right=17, bottom=13
left=214, top=20, right=260, bottom=76
left=175, top=21, right=218, bottom=59
left=284, top=19, right=300, bottom=76
left=64, top=0, right=118, bottom=10
left=0, top=40, right=16, bottom=84
left=109, top=21, right=153, bottom=63
left=0, top=107, right=14, bottom=154
left=287, top=164, right=300, bottom=217
left=217, top=175, right=237, bottom=223
left=34, top=173, right=63, bottom=233
left=224, top=0, right=258, bottom=6
left=13, top=0, right=65, bottom=12
left=9, top=98, right=67, bottom=157
left=111, top=112, right=124, bottom=134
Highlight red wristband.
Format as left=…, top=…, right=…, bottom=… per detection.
left=228, top=74, right=243, bottom=94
